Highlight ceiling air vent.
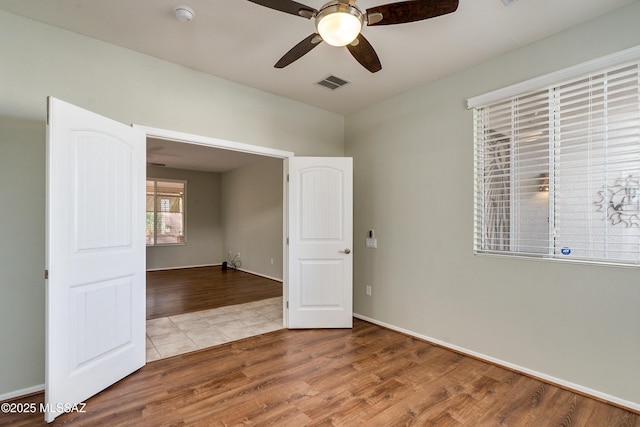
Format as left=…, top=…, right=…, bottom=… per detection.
left=317, top=75, right=350, bottom=90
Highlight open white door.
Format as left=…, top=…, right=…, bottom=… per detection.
left=286, top=157, right=353, bottom=328
left=45, top=98, right=146, bottom=422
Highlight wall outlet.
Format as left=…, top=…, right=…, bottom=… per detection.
left=365, top=285, right=372, bottom=296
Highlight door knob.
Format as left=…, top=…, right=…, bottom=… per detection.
left=344, top=248, right=351, bottom=254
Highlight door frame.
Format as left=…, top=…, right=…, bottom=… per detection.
left=135, top=125, right=294, bottom=327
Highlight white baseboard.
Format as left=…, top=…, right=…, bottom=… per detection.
left=146, top=264, right=283, bottom=283
left=0, top=384, right=45, bottom=402
left=353, top=313, right=640, bottom=413
left=146, top=263, right=218, bottom=272
left=236, top=268, right=283, bottom=283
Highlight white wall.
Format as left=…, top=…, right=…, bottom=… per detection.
left=0, top=10, right=343, bottom=398
left=221, top=158, right=284, bottom=280
left=346, top=2, right=640, bottom=408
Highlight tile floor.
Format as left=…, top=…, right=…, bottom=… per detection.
left=146, top=296, right=284, bottom=362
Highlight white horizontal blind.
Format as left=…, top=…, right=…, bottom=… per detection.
left=474, top=60, right=640, bottom=265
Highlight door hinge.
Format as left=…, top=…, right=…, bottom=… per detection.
left=287, top=174, right=289, bottom=182
left=286, top=301, right=289, bottom=309
left=45, top=270, right=49, bottom=280
left=286, top=237, right=289, bottom=245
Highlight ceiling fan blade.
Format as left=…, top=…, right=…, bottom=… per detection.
left=247, top=0, right=317, bottom=18
left=275, top=34, right=322, bottom=69
left=366, top=0, right=458, bottom=26
left=346, top=33, right=382, bottom=73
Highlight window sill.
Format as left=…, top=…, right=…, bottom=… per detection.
left=473, top=251, right=639, bottom=269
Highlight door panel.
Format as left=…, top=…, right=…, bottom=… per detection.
left=46, top=98, right=146, bottom=422
left=70, top=276, right=133, bottom=367
left=73, top=131, right=134, bottom=250
left=287, top=157, right=353, bottom=328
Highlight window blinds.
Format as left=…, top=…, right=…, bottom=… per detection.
left=473, top=59, right=640, bottom=265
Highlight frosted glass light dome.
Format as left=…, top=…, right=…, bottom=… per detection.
left=315, top=2, right=364, bottom=47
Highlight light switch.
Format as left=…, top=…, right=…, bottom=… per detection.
left=366, top=238, right=377, bottom=248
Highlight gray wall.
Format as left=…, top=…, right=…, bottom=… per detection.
left=146, top=166, right=222, bottom=270
left=0, top=117, right=46, bottom=397
left=146, top=160, right=284, bottom=281
left=0, top=10, right=343, bottom=398
left=346, top=2, right=640, bottom=407
left=221, top=158, right=284, bottom=280
left=0, top=11, right=344, bottom=156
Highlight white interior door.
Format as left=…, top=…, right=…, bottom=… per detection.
left=286, top=157, right=353, bottom=328
left=45, top=98, right=146, bottom=422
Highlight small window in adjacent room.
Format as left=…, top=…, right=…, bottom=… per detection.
left=146, top=179, right=187, bottom=245
left=469, top=48, right=640, bottom=265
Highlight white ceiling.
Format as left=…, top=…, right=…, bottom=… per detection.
left=2, top=0, right=635, bottom=171
left=1, top=0, right=635, bottom=115
left=147, top=137, right=272, bottom=173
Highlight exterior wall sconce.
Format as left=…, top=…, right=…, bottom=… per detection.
left=539, top=172, right=549, bottom=192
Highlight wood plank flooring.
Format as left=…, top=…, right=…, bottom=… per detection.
left=146, top=267, right=283, bottom=320
left=3, top=319, right=638, bottom=426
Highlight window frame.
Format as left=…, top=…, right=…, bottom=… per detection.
left=469, top=45, right=640, bottom=267
left=146, top=178, right=187, bottom=247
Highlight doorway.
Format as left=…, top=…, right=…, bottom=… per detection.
left=46, top=99, right=352, bottom=422
left=140, top=126, right=294, bottom=360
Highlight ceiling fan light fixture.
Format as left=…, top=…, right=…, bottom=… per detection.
left=315, top=2, right=363, bottom=47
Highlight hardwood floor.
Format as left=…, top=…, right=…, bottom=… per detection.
left=146, top=266, right=283, bottom=320
left=3, top=319, right=638, bottom=426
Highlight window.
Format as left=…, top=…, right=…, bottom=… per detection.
left=470, top=48, right=640, bottom=265
left=146, top=179, right=186, bottom=245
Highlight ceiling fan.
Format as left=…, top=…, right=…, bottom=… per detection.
left=248, top=0, right=459, bottom=73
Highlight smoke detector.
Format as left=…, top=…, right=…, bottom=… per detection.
left=173, top=5, right=195, bottom=22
